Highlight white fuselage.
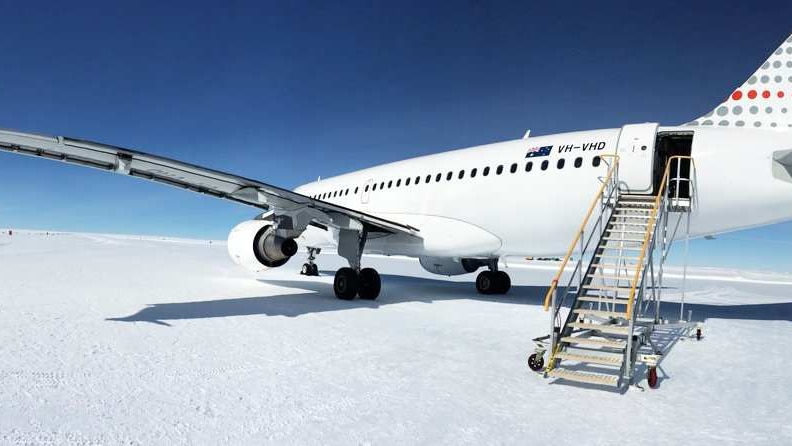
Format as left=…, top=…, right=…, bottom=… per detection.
left=294, top=124, right=792, bottom=259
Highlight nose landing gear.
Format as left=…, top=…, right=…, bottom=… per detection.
left=300, top=247, right=321, bottom=276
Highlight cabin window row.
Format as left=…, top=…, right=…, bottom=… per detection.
left=310, top=156, right=603, bottom=200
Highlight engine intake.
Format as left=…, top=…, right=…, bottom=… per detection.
left=228, top=220, right=298, bottom=272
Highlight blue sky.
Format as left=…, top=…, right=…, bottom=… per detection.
left=1, top=1, right=791, bottom=272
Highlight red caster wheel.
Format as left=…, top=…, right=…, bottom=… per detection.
left=648, top=367, right=659, bottom=389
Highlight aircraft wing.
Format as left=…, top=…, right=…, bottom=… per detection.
left=0, top=129, right=419, bottom=236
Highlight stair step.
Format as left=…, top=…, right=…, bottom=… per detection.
left=568, top=322, right=631, bottom=335
left=617, top=201, right=654, bottom=206
left=620, top=194, right=657, bottom=200
left=585, top=285, right=635, bottom=292
left=560, top=336, right=627, bottom=349
left=547, top=368, right=620, bottom=387
left=609, top=222, right=650, bottom=227
left=599, top=246, right=644, bottom=251
left=577, top=295, right=631, bottom=305
left=590, top=263, right=640, bottom=270
left=574, top=308, right=628, bottom=319
left=601, top=236, right=646, bottom=242
left=593, top=254, right=641, bottom=260
left=612, top=214, right=654, bottom=219
left=604, top=229, right=647, bottom=235
left=555, top=352, right=625, bottom=366
left=586, top=273, right=635, bottom=280
left=614, top=207, right=653, bottom=212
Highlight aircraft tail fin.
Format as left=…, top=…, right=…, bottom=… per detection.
left=687, top=33, right=792, bottom=130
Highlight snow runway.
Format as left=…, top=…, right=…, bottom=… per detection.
left=0, top=231, right=790, bottom=444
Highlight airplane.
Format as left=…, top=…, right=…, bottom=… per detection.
left=1, top=32, right=792, bottom=301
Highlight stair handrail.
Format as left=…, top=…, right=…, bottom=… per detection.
left=542, top=154, right=620, bottom=312
left=625, top=156, right=696, bottom=319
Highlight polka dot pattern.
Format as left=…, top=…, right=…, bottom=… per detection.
left=687, top=33, right=792, bottom=130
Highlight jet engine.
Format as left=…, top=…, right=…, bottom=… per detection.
left=418, top=256, right=485, bottom=276
left=227, top=220, right=298, bottom=272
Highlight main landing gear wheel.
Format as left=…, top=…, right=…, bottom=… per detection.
left=333, top=267, right=359, bottom=300
left=358, top=268, right=381, bottom=300
left=476, top=270, right=511, bottom=295
left=528, top=353, right=545, bottom=372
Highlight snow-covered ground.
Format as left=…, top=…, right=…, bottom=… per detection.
left=0, top=230, right=790, bottom=445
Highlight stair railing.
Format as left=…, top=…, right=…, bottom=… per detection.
left=542, top=154, right=620, bottom=370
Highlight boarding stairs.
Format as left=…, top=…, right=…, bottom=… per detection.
left=532, top=156, right=696, bottom=389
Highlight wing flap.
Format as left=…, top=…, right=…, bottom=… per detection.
left=0, top=129, right=419, bottom=236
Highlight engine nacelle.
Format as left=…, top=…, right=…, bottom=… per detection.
left=418, top=256, right=484, bottom=276
left=227, top=220, right=298, bottom=272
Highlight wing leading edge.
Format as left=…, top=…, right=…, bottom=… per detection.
left=0, top=129, right=419, bottom=236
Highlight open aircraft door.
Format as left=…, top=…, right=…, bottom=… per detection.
left=616, top=123, right=658, bottom=194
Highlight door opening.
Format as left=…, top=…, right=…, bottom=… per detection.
left=653, top=132, right=693, bottom=198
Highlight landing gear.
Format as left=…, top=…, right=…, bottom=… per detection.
left=358, top=268, right=381, bottom=300
left=300, top=247, right=321, bottom=276
left=332, top=228, right=381, bottom=300
left=332, top=267, right=381, bottom=300
left=475, top=262, right=511, bottom=295
left=301, top=263, right=318, bottom=276
left=333, top=267, right=359, bottom=300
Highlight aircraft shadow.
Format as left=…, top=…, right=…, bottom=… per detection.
left=106, top=273, right=792, bottom=326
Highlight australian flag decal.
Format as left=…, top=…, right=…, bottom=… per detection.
left=526, top=145, right=552, bottom=158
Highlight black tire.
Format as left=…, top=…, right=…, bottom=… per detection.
left=528, top=353, right=545, bottom=372
left=300, top=263, right=310, bottom=275
left=648, top=367, right=659, bottom=389
left=494, top=271, right=511, bottom=294
left=476, top=271, right=496, bottom=295
left=310, top=263, right=319, bottom=276
left=358, top=268, right=381, bottom=300
left=333, top=267, right=359, bottom=300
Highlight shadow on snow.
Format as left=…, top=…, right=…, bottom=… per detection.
left=106, top=273, right=792, bottom=326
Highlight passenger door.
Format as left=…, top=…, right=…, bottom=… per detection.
left=616, top=123, right=658, bottom=194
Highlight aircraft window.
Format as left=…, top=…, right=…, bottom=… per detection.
left=574, top=157, right=583, bottom=168
left=483, top=166, right=490, bottom=176
left=373, top=183, right=377, bottom=191
left=592, top=156, right=601, bottom=167
left=510, top=163, right=518, bottom=173
left=380, top=181, right=385, bottom=189
left=458, top=170, right=464, bottom=179
left=496, top=165, right=503, bottom=175
left=446, top=171, right=453, bottom=181
left=354, top=187, right=359, bottom=194
left=415, top=176, right=421, bottom=184
left=426, top=174, right=432, bottom=183
left=525, top=161, right=533, bottom=172
left=541, top=160, right=549, bottom=170
left=388, top=180, right=392, bottom=188
left=397, top=179, right=401, bottom=187
left=346, top=189, right=350, bottom=195
left=557, top=159, right=565, bottom=169
left=365, top=185, right=369, bottom=192
left=435, top=173, right=442, bottom=182
left=406, top=177, right=411, bottom=186
left=332, top=191, right=337, bottom=197
left=471, top=168, right=477, bottom=178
